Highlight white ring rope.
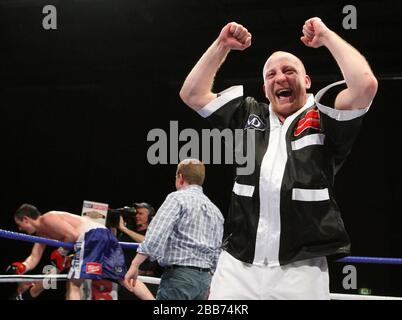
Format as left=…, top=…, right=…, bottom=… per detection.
left=2, top=274, right=402, bottom=300
left=0, top=274, right=68, bottom=283
left=329, top=293, right=402, bottom=300
left=0, top=274, right=161, bottom=285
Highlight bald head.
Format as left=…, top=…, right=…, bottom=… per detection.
left=261, top=51, right=311, bottom=121
left=263, top=51, right=307, bottom=79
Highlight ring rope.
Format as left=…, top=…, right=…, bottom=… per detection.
left=1, top=229, right=402, bottom=264
left=336, top=256, right=402, bottom=265
left=0, top=274, right=161, bottom=285
left=0, top=274, right=68, bottom=283
left=0, top=228, right=138, bottom=250
left=329, top=293, right=402, bottom=300
left=1, top=274, right=400, bottom=300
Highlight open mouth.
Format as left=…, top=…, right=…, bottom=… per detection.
left=275, top=88, right=293, bottom=100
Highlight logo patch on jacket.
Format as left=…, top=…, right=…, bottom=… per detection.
left=245, top=114, right=266, bottom=131
left=294, top=109, right=320, bottom=136
left=86, top=262, right=103, bottom=275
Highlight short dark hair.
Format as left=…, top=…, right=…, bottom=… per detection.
left=15, top=204, right=41, bottom=220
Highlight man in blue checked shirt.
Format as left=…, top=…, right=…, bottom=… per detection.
left=124, top=159, right=224, bottom=300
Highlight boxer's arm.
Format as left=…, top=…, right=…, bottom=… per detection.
left=301, top=17, right=378, bottom=110
left=22, top=243, right=46, bottom=272
left=50, top=247, right=70, bottom=271
left=180, top=22, right=251, bottom=110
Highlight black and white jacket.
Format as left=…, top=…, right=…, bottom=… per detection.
left=197, top=81, right=370, bottom=266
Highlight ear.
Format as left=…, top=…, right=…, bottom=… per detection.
left=263, top=84, right=268, bottom=99
left=305, top=75, right=311, bottom=90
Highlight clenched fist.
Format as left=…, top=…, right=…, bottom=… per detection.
left=300, top=17, right=331, bottom=48
left=218, top=22, right=252, bottom=51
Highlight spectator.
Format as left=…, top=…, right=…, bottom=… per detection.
left=124, top=159, right=224, bottom=300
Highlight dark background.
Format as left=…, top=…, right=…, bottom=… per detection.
left=0, top=0, right=401, bottom=299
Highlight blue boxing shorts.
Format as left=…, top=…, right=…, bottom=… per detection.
left=68, top=228, right=127, bottom=281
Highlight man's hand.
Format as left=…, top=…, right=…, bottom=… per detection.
left=180, top=21, right=250, bottom=110
left=218, top=22, right=252, bottom=51
left=124, top=265, right=139, bottom=292
left=50, top=247, right=70, bottom=272
left=118, top=216, right=127, bottom=232
left=5, top=262, right=26, bottom=275
left=300, top=17, right=331, bottom=48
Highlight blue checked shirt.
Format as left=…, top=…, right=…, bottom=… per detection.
left=138, top=185, right=224, bottom=271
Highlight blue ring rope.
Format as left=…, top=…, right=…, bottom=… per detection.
left=0, top=228, right=138, bottom=250
left=1, top=229, right=400, bottom=264
left=336, top=256, right=402, bottom=265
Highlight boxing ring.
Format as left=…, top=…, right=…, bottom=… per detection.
left=1, top=228, right=401, bottom=300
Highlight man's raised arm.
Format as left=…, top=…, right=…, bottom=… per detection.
left=179, top=22, right=252, bottom=111
left=301, top=17, right=378, bottom=110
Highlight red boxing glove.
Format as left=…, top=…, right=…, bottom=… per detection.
left=50, top=247, right=69, bottom=271
left=6, top=262, right=26, bottom=275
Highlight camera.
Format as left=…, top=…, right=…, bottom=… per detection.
left=106, top=206, right=137, bottom=229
